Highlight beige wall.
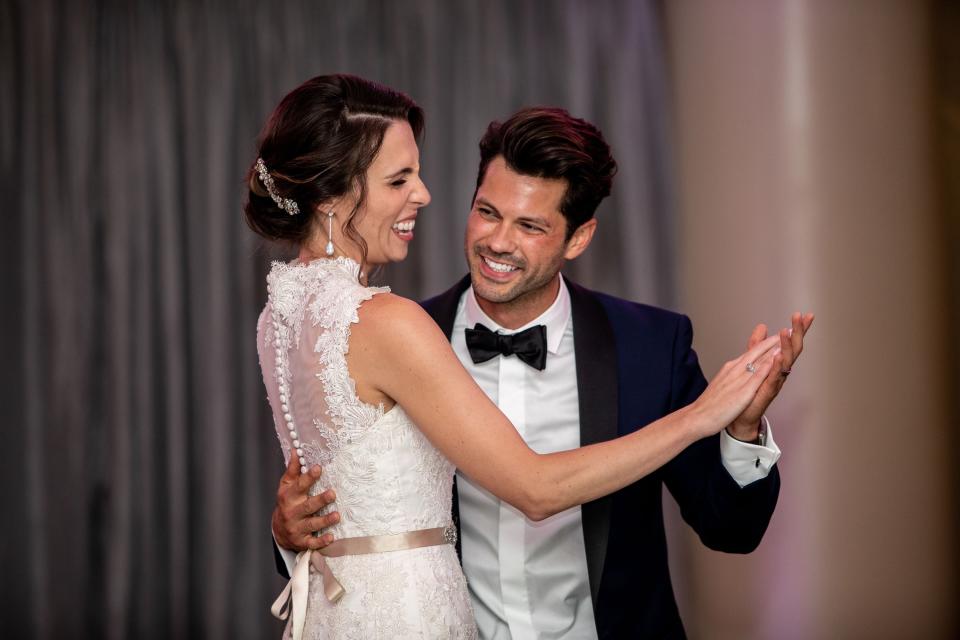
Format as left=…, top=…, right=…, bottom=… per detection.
left=664, top=1, right=956, bottom=638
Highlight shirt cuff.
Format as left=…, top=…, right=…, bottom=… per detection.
left=273, top=529, right=298, bottom=578
left=720, top=415, right=782, bottom=488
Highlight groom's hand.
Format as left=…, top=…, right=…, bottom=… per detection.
left=273, top=452, right=340, bottom=552
left=727, top=312, right=814, bottom=442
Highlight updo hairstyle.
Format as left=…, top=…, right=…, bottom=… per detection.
left=244, top=74, right=424, bottom=256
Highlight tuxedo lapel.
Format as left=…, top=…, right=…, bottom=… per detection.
left=421, top=275, right=471, bottom=340
left=567, top=278, right=619, bottom=607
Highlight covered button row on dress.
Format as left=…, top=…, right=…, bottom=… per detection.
left=268, top=293, right=307, bottom=475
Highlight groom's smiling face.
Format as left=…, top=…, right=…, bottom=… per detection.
left=464, top=156, right=595, bottom=323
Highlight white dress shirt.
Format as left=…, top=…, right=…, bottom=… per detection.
left=454, top=277, right=596, bottom=640
left=451, top=276, right=781, bottom=640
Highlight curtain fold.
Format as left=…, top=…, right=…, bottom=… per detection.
left=1, top=1, right=675, bottom=637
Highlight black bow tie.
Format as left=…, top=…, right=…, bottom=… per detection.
left=464, top=323, right=548, bottom=371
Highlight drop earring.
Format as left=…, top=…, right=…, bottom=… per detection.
left=325, top=211, right=335, bottom=256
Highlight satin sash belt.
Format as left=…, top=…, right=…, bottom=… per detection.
left=271, top=524, right=457, bottom=640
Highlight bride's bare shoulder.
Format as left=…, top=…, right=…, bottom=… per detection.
left=356, top=291, right=437, bottom=329
left=353, top=292, right=449, bottom=353
left=358, top=290, right=421, bottom=317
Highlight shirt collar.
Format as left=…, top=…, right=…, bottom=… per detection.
left=463, top=274, right=571, bottom=355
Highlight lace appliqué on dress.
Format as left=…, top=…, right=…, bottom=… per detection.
left=266, top=257, right=388, bottom=467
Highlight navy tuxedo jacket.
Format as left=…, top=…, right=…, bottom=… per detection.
left=420, top=275, right=780, bottom=639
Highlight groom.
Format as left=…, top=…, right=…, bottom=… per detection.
left=272, top=107, right=810, bottom=638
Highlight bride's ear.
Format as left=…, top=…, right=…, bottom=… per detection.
left=314, top=198, right=338, bottom=218
left=315, top=187, right=360, bottom=220
left=313, top=200, right=346, bottom=229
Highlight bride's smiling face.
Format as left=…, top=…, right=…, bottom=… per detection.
left=348, top=120, right=431, bottom=266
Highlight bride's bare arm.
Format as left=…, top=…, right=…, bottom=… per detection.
left=349, top=294, right=781, bottom=522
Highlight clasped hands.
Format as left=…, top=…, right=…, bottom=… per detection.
left=694, top=311, right=814, bottom=444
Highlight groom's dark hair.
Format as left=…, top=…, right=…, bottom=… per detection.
left=474, top=107, right=618, bottom=240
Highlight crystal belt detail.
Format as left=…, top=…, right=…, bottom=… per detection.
left=271, top=524, right=458, bottom=640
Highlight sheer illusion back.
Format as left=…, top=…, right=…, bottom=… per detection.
left=257, top=257, right=476, bottom=639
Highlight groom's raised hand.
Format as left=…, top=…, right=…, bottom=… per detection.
left=272, top=452, right=340, bottom=552
left=727, top=311, right=814, bottom=442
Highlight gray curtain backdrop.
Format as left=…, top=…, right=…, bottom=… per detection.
left=1, top=1, right=676, bottom=637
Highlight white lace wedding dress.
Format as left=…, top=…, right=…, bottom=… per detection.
left=257, top=257, right=477, bottom=639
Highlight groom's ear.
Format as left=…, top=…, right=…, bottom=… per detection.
left=563, top=218, right=598, bottom=260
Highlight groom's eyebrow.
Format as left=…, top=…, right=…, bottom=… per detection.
left=475, top=197, right=499, bottom=213
left=475, top=197, right=551, bottom=227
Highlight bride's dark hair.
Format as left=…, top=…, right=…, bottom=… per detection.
left=244, top=74, right=424, bottom=259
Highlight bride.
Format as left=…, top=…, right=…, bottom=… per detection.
left=247, top=74, right=783, bottom=639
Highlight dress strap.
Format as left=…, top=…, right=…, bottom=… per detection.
left=271, top=524, right=457, bottom=640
